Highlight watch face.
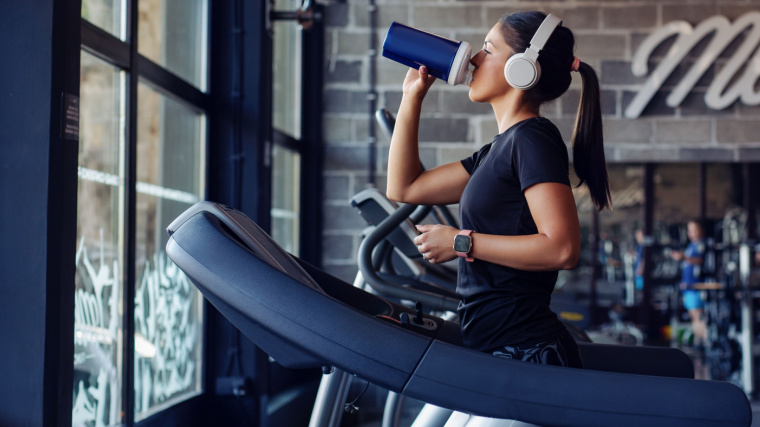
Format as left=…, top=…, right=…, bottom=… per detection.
left=453, top=234, right=471, bottom=253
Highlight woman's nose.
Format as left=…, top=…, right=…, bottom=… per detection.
left=470, top=50, right=483, bottom=66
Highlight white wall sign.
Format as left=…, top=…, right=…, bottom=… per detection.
left=625, top=11, right=760, bottom=119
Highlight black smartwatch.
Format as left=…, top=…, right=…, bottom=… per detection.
left=453, top=229, right=474, bottom=262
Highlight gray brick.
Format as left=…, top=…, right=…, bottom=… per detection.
left=603, top=119, right=653, bottom=143
left=419, top=118, right=470, bottom=142
left=680, top=91, right=734, bottom=117
left=561, top=7, right=601, bottom=30
left=553, top=118, right=576, bottom=143
left=380, top=146, right=437, bottom=171
left=483, top=7, right=528, bottom=25
left=479, top=120, right=500, bottom=143
left=719, top=6, right=760, bottom=21
left=323, top=203, right=367, bottom=230
left=601, top=90, right=617, bottom=117
left=321, top=234, right=356, bottom=261
left=441, top=90, right=492, bottom=115
left=324, top=89, right=371, bottom=114
left=606, top=58, right=716, bottom=90
left=631, top=32, right=677, bottom=60
left=325, top=2, right=348, bottom=27
left=655, top=120, right=711, bottom=144
left=323, top=175, right=350, bottom=200
left=574, top=34, right=627, bottom=60
left=615, top=147, right=680, bottom=162
left=358, top=118, right=379, bottom=145
left=541, top=98, right=560, bottom=118
left=325, top=60, right=363, bottom=83
left=414, top=6, right=483, bottom=29
left=336, top=31, right=371, bottom=56
left=601, top=61, right=648, bottom=85
left=560, top=90, right=580, bottom=118
left=679, top=147, right=735, bottom=162
left=659, top=60, right=716, bottom=90
left=354, top=4, right=408, bottom=28
left=737, top=148, right=760, bottom=161
left=324, top=144, right=369, bottom=171
left=662, top=5, right=718, bottom=26
left=383, top=90, right=441, bottom=114
left=350, top=173, right=376, bottom=194
left=323, top=117, right=353, bottom=143
left=736, top=102, right=760, bottom=116
left=376, top=59, right=412, bottom=86
left=441, top=147, right=477, bottom=165
left=622, top=90, right=676, bottom=117
left=453, top=31, right=489, bottom=51
left=602, top=6, right=657, bottom=30
left=717, top=119, right=760, bottom=143
left=558, top=88, right=615, bottom=118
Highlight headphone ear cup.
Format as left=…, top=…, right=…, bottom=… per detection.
left=504, top=54, right=541, bottom=90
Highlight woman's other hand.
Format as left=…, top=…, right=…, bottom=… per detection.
left=414, top=224, right=458, bottom=264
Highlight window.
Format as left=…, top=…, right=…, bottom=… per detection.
left=82, top=0, right=126, bottom=40
left=133, top=82, right=205, bottom=420
left=271, top=0, right=304, bottom=255
left=138, top=0, right=208, bottom=90
left=271, top=144, right=301, bottom=254
left=74, top=49, right=126, bottom=427
left=76, top=1, right=209, bottom=424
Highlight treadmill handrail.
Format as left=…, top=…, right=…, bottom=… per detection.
left=358, top=202, right=460, bottom=312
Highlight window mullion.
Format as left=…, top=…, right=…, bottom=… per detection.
left=122, top=0, right=139, bottom=425
left=81, top=19, right=130, bottom=69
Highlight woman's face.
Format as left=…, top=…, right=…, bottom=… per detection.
left=469, top=23, right=514, bottom=103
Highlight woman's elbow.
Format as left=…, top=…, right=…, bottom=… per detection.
left=385, top=189, right=404, bottom=203
left=557, top=244, right=580, bottom=270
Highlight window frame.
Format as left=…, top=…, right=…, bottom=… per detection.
left=80, top=2, right=211, bottom=425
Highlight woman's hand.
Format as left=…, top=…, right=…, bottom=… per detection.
left=403, top=66, right=436, bottom=101
left=414, top=224, right=458, bottom=264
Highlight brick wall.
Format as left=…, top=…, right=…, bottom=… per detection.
left=320, top=0, right=760, bottom=280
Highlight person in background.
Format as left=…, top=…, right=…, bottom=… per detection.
left=634, top=229, right=645, bottom=291
left=671, top=220, right=707, bottom=346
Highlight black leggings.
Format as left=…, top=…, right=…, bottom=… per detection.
left=489, top=329, right=583, bottom=368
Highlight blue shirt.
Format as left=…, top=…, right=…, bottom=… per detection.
left=681, top=240, right=705, bottom=286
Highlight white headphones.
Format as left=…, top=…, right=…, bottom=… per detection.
left=504, top=13, right=562, bottom=90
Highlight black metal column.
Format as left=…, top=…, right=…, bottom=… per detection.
left=640, top=164, right=656, bottom=340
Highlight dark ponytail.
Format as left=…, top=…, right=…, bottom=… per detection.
left=500, top=11, right=611, bottom=211
left=572, top=61, right=611, bottom=211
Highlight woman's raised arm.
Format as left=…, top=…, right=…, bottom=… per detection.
left=386, top=66, right=470, bottom=205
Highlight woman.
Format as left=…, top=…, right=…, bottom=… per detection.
left=386, top=11, right=611, bottom=369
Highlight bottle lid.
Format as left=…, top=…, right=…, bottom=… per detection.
left=448, top=41, right=473, bottom=86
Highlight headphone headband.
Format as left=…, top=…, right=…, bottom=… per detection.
left=527, top=14, right=562, bottom=54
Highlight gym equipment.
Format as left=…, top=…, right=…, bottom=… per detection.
left=166, top=201, right=752, bottom=427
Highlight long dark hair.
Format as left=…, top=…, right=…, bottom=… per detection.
left=500, top=11, right=611, bottom=211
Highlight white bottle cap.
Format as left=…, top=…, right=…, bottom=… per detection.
left=448, top=41, right=473, bottom=86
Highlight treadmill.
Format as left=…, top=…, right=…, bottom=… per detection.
left=166, top=201, right=751, bottom=427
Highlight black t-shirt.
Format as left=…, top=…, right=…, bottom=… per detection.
left=458, top=117, right=570, bottom=351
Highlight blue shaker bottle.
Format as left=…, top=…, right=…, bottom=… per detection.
left=382, top=22, right=473, bottom=86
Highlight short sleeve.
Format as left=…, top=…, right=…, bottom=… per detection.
left=513, top=122, right=570, bottom=191
left=461, top=155, right=475, bottom=175
left=461, top=143, right=492, bottom=176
